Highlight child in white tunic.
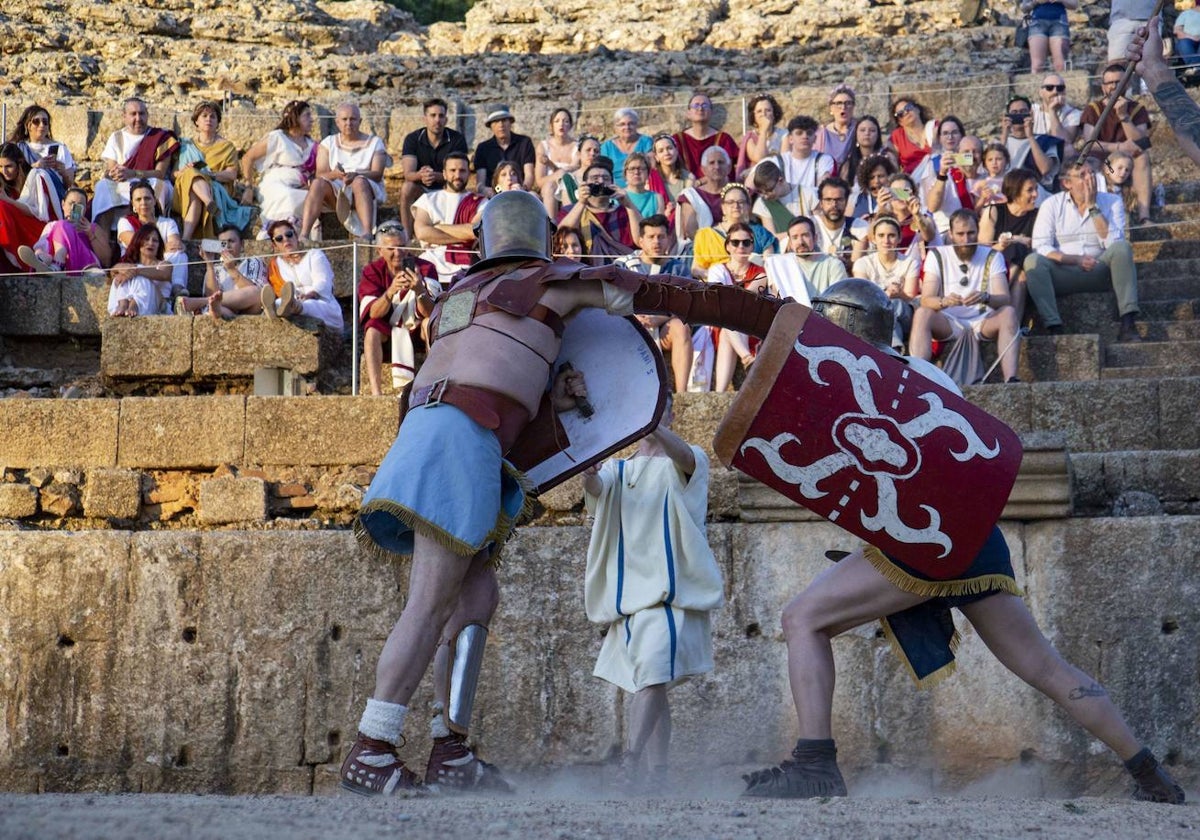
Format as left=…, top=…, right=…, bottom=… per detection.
left=582, top=400, right=724, bottom=783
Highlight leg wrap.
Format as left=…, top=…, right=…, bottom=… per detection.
left=445, top=623, right=488, bottom=735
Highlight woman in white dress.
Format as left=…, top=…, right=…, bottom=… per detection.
left=261, top=220, right=343, bottom=330
left=241, top=100, right=316, bottom=235
left=535, top=107, right=579, bottom=217
left=116, top=180, right=189, bottom=300
left=299, top=102, right=387, bottom=240
left=7, top=105, right=75, bottom=221
left=851, top=214, right=920, bottom=350
left=108, top=225, right=174, bottom=317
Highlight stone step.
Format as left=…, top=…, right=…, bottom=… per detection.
left=1071, top=449, right=1200, bottom=516
left=1132, top=239, right=1200, bottom=261
left=1135, top=257, right=1200, bottom=280
left=1129, top=275, right=1200, bottom=302
left=1099, top=363, right=1200, bottom=379
left=1053, top=292, right=1198, bottom=342
left=963, top=377, right=1200, bottom=454
left=1105, top=339, right=1200, bottom=368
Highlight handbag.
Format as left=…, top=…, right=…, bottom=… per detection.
left=1014, top=15, right=1030, bottom=49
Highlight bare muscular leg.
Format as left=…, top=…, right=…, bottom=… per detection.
left=959, top=593, right=1142, bottom=760
left=372, top=534, right=482, bottom=704
left=781, top=550, right=927, bottom=739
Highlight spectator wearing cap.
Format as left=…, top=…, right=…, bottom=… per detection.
left=399, top=98, right=469, bottom=239
left=473, top=106, right=535, bottom=197
left=600, top=109, right=654, bottom=188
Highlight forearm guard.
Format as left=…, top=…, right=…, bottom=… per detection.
left=577, top=263, right=786, bottom=339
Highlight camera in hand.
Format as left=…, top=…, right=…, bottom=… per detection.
left=589, top=183, right=615, bottom=197
left=401, top=256, right=417, bottom=272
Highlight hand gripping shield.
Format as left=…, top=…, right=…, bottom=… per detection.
left=715, top=304, right=1023, bottom=580
left=512, top=308, right=669, bottom=493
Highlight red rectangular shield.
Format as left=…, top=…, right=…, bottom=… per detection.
left=714, top=304, right=1023, bottom=580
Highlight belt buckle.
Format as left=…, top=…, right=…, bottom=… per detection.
left=426, top=376, right=449, bottom=407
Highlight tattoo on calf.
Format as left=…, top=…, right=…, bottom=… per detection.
left=1068, top=682, right=1108, bottom=700
left=1154, top=79, right=1200, bottom=150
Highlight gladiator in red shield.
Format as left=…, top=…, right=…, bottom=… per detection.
left=715, top=304, right=1023, bottom=580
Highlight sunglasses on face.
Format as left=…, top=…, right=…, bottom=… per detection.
left=29, top=117, right=50, bottom=126
left=728, top=238, right=754, bottom=248
left=273, top=231, right=297, bottom=243
left=1043, top=84, right=1066, bottom=92
left=894, top=104, right=915, bottom=119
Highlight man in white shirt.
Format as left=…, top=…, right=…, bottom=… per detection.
left=1033, top=74, right=1083, bottom=147
left=1024, top=160, right=1141, bottom=342
left=911, top=209, right=1021, bottom=383
left=412, top=152, right=487, bottom=286
left=93, top=98, right=177, bottom=232
left=777, top=116, right=835, bottom=212
left=767, top=216, right=848, bottom=301
left=811, top=177, right=867, bottom=269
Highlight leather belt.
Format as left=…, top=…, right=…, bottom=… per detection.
left=408, top=378, right=530, bottom=453
left=473, top=299, right=566, bottom=338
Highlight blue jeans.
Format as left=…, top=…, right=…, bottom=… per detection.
left=1179, top=37, right=1200, bottom=68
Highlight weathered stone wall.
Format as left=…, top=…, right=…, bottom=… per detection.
left=0, top=518, right=1195, bottom=795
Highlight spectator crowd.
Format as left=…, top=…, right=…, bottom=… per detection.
left=0, top=66, right=1167, bottom=391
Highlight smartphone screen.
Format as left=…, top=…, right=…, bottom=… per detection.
left=69, top=203, right=84, bottom=222
left=47, top=143, right=60, bottom=157
left=200, top=238, right=222, bottom=254
left=891, top=186, right=913, bottom=203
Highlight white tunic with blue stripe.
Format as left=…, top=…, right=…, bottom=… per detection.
left=584, top=446, right=724, bottom=692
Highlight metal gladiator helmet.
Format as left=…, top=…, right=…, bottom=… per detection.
left=474, top=190, right=554, bottom=271
left=812, top=278, right=895, bottom=351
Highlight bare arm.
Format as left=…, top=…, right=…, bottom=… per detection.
left=241, top=137, right=267, bottom=181
left=413, top=206, right=473, bottom=246
left=1131, top=16, right=1200, bottom=165
left=650, top=426, right=696, bottom=476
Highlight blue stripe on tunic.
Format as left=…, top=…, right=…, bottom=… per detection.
left=662, top=604, right=677, bottom=680
left=662, top=495, right=676, bottom=605
left=615, top=461, right=627, bottom=617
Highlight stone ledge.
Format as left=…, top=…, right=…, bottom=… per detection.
left=0, top=399, right=120, bottom=468
left=0, top=275, right=62, bottom=337
left=101, top=317, right=193, bottom=380
left=243, top=396, right=399, bottom=466
left=117, top=396, right=247, bottom=468
left=192, top=316, right=338, bottom=380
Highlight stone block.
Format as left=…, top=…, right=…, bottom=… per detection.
left=39, top=482, right=79, bottom=517
left=47, top=106, right=96, bottom=165
left=60, top=272, right=109, bottom=336
left=101, top=317, right=193, bottom=380
left=243, top=396, right=399, bottom=466
left=192, top=316, right=334, bottom=379
left=117, top=396, right=246, bottom=468
left=0, top=483, right=38, bottom=518
left=980, top=334, right=1101, bottom=382
left=199, top=476, right=267, bottom=524
left=1159, top=377, right=1200, bottom=450
left=963, top=381, right=1032, bottom=433
left=0, top=399, right=119, bottom=467
left=0, top=274, right=62, bottom=336
left=83, top=468, right=142, bottom=520
left=1030, top=380, right=1160, bottom=451
left=1024, top=518, right=1200, bottom=779
left=1071, top=450, right=1200, bottom=514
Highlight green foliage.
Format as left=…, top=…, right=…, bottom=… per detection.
left=383, top=0, right=475, bottom=25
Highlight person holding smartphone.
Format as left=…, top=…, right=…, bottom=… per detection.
left=20, top=187, right=111, bottom=274
left=7, top=105, right=76, bottom=221
left=357, top=222, right=440, bottom=396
